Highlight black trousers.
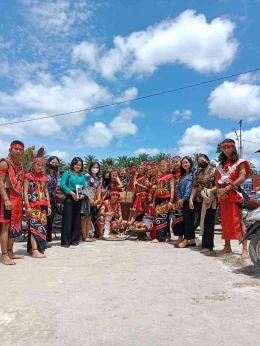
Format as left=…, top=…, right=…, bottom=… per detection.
left=182, top=201, right=195, bottom=240
left=61, top=195, right=82, bottom=247
left=46, top=199, right=55, bottom=242
left=195, top=202, right=216, bottom=250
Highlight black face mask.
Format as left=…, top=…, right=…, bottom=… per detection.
left=198, top=161, right=208, bottom=169
left=49, top=163, right=59, bottom=171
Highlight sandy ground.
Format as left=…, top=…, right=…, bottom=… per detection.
left=1, top=229, right=260, bottom=346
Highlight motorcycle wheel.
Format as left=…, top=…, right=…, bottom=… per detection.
left=249, top=230, right=260, bottom=268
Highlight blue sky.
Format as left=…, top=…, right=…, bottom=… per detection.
left=0, top=0, right=260, bottom=167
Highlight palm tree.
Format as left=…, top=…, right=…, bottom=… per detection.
left=137, top=153, right=150, bottom=164
left=83, top=155, right=97, bottom=172
left=155, top=153, right=167, bottom=163
left=249, top=161, right=257, bottom=176
left=116, top=156, right=129, bottom=169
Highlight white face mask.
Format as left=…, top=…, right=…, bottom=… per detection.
left=91, top=167, right=99, bottom=174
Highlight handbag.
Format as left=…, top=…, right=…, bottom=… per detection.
left=55, top=171, right=71, bottom=204
left=238, top=186, right=250, bottom=203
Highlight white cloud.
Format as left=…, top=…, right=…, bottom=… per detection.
left=79, top=107, right=142, bottom=147
left=134, top=148, right=160, bottom=156
left=73, top=10, right=238, bottom=79
left=209, top=77, right=260, bottom=122
left=82, top=122, right=113, bottom=148
left=72, top=41, right=102, bottom=71
left=177, top=125, right=222, bottom=156
left=0, top=139, right=11, bottom=158
left=109, top=108, right=142, bottom=138
left=114, top=87, right=138, bottom=103
left=0, top=36, right=14, bottom=49
left=171, top=109, right=192, bottom=122
left=0, top=69, right=112, bottom=138
left=21, top=0, right=94, bottom=34
left=48, top=150, right=70, bottom=161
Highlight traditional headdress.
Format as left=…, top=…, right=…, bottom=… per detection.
left=30, top=146, right=45, bottom=172
left=221, top=138, right=236, bottom=149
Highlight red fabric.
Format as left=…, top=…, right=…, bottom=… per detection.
left=25, top=172, right=48, bottom=183
left=216, top=159, right=250, bottom=240
left=0, top=158, right=24, bottom=195
left=173, top=170, right=181, bottom=197
left=155, top=174, right=173, bottom=198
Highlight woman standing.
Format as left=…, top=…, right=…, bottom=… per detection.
left=171, top=156, right=183, bottom=245
left=151, top=159, right=174, bottom=243
left=174, top=156, right=196, bottom=248
left=216, top=139, right=250, bottom=259
left=60, top=157, right=86, bottom=248
left=24, top=158, right=51, bottom=258
left=189, top=154, right=217, bottom=253
left=82, top=162, right=102, bottom=242
left=46, top=156, right=59, bottom=247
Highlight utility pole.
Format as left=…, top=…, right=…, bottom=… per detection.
left=238, top=119, right=243, bottom=158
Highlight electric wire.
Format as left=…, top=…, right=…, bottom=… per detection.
left=0, top=67, right=260, bottom=127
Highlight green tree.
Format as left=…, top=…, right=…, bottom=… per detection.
left=21, top=146, right=35, bottom=173
left=216, top=142, right=222, bottom=162
left=155, top=153, right=167, bottom=163
left=58, top=159, right=70, bottom=176
left=83, top=155, right=97, bottom=173
left=249, top=161, right=257, bottom=177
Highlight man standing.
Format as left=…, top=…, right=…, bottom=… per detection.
left=0, top=140, right=25, bottom=265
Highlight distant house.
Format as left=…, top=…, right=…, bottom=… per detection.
left=242, top=178, right=252, bottom=191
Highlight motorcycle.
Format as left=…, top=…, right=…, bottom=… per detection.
left=240, top=207, right=260, bottom=268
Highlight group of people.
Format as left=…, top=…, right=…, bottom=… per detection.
left=0, top=138, right=250, bottom=265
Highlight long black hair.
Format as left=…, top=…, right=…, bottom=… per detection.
left=88, top=161, right=101, bottom=178
left=47, top=155, right=60, bottom=167
left=70, top=157, right=84, bottom=172
left=180, top=156, right=195, bottom=176
left=219, top=139, right=239, bottom=165
left=102, top=170, right=111, bottom=188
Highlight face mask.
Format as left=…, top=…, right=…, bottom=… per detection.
left=91, top=168, right=99, bottom=174
left=198, top=161, right=208, bottom=169
left=49, top=163, right=59, bottom=171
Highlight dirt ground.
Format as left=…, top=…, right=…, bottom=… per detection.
left=1, top=229, right=260, bottom=346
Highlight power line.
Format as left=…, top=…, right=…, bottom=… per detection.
left=243, top=139, right=260, bottom=145
left=1, top=67, right=260, bottom=127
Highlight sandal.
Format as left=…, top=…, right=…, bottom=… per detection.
left=2, top=252, right=16, bottom=265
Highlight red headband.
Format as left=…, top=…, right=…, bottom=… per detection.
left=172, top=157, right=182, bottom=162
left=161, top=160, right=170, bottom=166
left=152, top=163, right=159, bottom=168
left=110, top=191, right=120, bottom=200
left=111, top=171, right=118, bottom=176
left=33, top=158, right=45, bottom=164
left=10, top=144, right=24, bottom=150
left=221, top=142, right=236, bottom=149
